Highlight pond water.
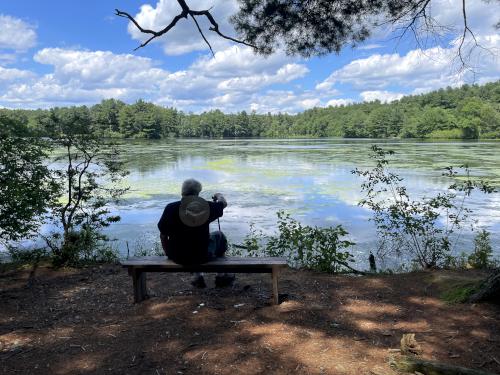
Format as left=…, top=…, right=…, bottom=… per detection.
left=105, top=138, right=500, bottom=266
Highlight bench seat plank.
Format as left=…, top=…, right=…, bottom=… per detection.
left=122, top=256, right=287, bottom=268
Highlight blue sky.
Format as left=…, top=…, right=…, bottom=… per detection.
left=0, top=0, right=499, bottom=113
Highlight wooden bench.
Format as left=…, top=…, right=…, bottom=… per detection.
left=121, top=256, right=287, bottom=305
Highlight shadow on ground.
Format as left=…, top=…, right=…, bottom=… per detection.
left=0, top=265, right=499, bottom=374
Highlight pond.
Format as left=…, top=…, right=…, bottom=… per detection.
left=107, top=138, right=500, bottom=267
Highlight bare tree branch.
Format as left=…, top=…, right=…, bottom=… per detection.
left=190, top=8, right=257, bottom=48
left=379, top=0, right=494, bottom=73
left=115, top=8, right=188, bottom=51
left=116, top=0, right=257, bottom=54
left=190, top=13, right=214, bottom=57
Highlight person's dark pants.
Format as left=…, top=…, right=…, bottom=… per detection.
left=207, top=231, right=228, bottom=259
left=192, top=231, right=230, bottom=285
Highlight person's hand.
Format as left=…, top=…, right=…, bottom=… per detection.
left=212, top=193, right=227, bottom=208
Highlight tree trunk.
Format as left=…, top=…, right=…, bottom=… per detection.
left=468, top=268, right=500, bottom=304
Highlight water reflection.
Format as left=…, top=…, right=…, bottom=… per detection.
left=106, top=138, right=500, bottom=264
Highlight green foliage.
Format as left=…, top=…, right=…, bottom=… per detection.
left=1, top=82, right=499, bottom=140
left=131, top=235, right=164, bottom=257
left=41, top=108, right=129, bottom=266
left=49, top=227, right=119, bottom=267
left=353, top=146, right=495, bottom=269
left=443, top=251, right=470, bottom=270
left=0, top=132, right=59, bottom=242
left=8, top=246, right=48, bottom=265
left=238, top=212, right=355, bottom=273
left=241, top=223, right=263, bottom=256
left=1, top=108, right=127, bottom=267
left=468, top=230, right=494, bottom=269
left=427, top=128, right=465, bottom=139
left=231, top=1, right=446, bottom=57
left=440, top=282, right=478, bottom=303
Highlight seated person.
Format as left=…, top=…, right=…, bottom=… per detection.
left=157, top=178, right=234, bottom=288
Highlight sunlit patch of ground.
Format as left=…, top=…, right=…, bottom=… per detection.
left=0, top=266, right=499, bottom=374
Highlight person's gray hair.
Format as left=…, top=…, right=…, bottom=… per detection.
left=181, top=178, right=202, bottom=197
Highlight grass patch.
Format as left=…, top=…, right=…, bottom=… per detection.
left=423, top=271, right=485, bottom=304
left=440, top=282, right=478, bottom=303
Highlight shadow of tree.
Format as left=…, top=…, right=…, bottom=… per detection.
left=1, top=266, right=499, bottom=374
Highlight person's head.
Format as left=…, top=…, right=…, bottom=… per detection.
left=181, top=178, right=202, bottom=197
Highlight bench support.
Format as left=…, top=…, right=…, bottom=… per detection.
left=272, top=265, right=280, bottom=305
left=132, top=269, right=149, bottom=303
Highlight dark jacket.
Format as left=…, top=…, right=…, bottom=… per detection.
left=158, top=200, right=224, bottom=264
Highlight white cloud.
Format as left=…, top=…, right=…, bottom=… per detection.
left=326, top=98, right=354, bottom=107
left=33, top=48, right=170, bottom=90
left=317, top=47, right=458, bottom=91
left=192, top=46, right=297, bottom=77
left=431, top=0, right=499, bottom=37
left=217, top=63, right=308, bottom=91
left=0, top=46, right=312, bottom=112
left=300, top=98, right=321, bottom=109
left=317, top=39, right=500, bottom=95
left=0, top=66, right=34, bottom=83
left=126, top=0, right=239, bottom=55
left=1, top=48, right=171, bottom=107
left=0, top=15, right=37, bottom=51
left=360, top=90, right=404, bottom=103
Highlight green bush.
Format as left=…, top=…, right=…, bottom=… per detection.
left=441, top=282, right=478, bottom=303
left=50, top=226, right=118, bottom=267
left=8, top=246, right=48, bottom=265
left=238, top=211, right=355, bottom=273
left=132, top=242, right=164, bottom=257
left=427, top=128, right=465, bottom=139
left=444, top=251, right=469, bottom=270
left=353, top=146, right=495, bottom=269
left=468, top=230, right=494, bottom=269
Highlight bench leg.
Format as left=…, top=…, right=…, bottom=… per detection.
left=272, top=266, right=280, bottom=305
left=132, top=269, right=148, bottom=303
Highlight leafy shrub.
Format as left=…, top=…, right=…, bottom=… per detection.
left=8, top=246, right=48, bottom=265
left=353, top=145, right=495, bottom=269
left=468, top=230, right=494, bottom=269
left=428, top=129, right=465, bottom=139
left=132, top=242, right=164, bottom=257
left=0, top=134, right=59, bottom=243
left=228, top=223, right=264, bottom=257
left=49, top=226, right=118, bottom=267
left=130, top=234, right=164, bottom=257
left=441, top=282, right=478, bottom=303
left=237, top=211, right=355, bottom=273
left=444, top=251, right=469, bottom=270
left=267, top=211, right=355, bottom=272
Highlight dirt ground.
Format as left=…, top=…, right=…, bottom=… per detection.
left=0, top=264, right=499, bottom=375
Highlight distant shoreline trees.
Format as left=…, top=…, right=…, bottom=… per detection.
left=1, top=81, right=499, bottom=140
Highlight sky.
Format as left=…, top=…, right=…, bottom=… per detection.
left=0, top=0, right=499, bottom=113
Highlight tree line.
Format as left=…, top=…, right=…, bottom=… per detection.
left=1, top=81, right=499, bottom=139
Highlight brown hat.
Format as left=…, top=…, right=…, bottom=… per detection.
left=179, top=196, right=210, bottom=227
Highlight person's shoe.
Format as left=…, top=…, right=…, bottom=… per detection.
left=215, top=274, right=235, bottom=288
left=191, top=275, right=206, bottom=288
